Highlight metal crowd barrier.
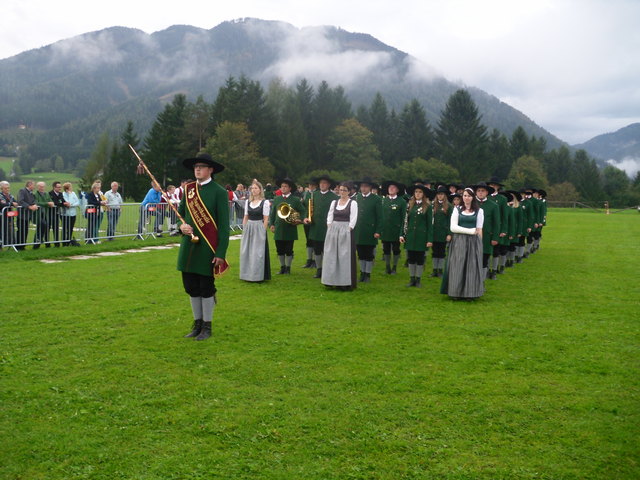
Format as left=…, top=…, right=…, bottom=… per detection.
left=1, top=203, right=182, bottom=251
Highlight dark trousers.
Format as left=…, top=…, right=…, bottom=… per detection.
left=382, top=241, right=401, bottom=256
left=483, top=253, right=491, bottom=268
left=182, top=272, right=216, bottom=298
left=62, top=216, right=77, bottom=243
left=275, top=240, right=295, bottom=256
left=303, top=224, right=313, bottom=248
left=431, top=241, right=447, bottom=259
left=313, top=240, right=325, bottom=256
left=356, top=244, right=375, bottom=261
left=33, top=210, right=49, bottom=244
left=107, top=209, right=121, bottom=237
left=48, top=211, right=61, bottom=242
left=493, top=244, right=508, bottom=256
left=407, top=250, right=426, bottom=265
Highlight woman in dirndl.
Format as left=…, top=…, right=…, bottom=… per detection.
left=239, top=180, right=271, bottom=282
left=441, top=187, right=485, bottom=300
left=322, top=182, right=359, bottom=290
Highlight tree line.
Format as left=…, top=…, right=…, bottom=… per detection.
left=10, top=75, right=637, bottom=206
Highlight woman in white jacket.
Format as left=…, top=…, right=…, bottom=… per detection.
left=440, top=188, right=485, bottom=299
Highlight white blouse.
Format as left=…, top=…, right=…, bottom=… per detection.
left=450, top=207, right=484, bottom=235
left=327, top=199, right=358, bottom=229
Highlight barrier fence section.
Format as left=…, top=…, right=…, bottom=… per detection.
left=1, top=203, right=183, bottom=251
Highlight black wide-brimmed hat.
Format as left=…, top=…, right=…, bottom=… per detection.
left=499, top=190, right=517, bottom=202
left=380, top=180, right=406, bottom=196
left=355, top=177, right=377, bottom=188
left=537, top=189, right=547, bottom=197
left=470, top=182, right=495, bottom=195
left=435, top=185, right=449, bottom=194
left=276, top=177, right=297, bottom=190
left=314, top=174, right=336, bottom=188
left=407, top=184, right=435, bottom=200
left=183, top=152, right=225, bottom=173
left=487, top=177, right=504, bottom=187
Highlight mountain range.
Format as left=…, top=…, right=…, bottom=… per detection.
left=0, top=18, right=581, bottom=164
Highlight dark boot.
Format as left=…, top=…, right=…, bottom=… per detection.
left=309, top=260, right=317, bottom=269
left=438, top=268, right=444, bottom=278
left=363, top=272, right=371, bottom=283
left=359, top=271, right=366, bottom=282
left=195, top=321, right=211, bottom=341
left=285, top=266, right=291, bottom=274
left=488, top=271, right=497, bottom=280
left=184, top=319, right=203, bottom=338
left=277, top=266, right=287, bottom=274
left=414, top=277, right=422, bottom=288
left=302, top=259, right=313, bottom=268
left=406, top=277, right=416, bottom=287
left=429, top=268, right=439, bottom=277
left=313, top=268, right=322, bottom=278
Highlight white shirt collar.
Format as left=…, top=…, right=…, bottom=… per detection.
left=198, top=178, right=212, bottom=186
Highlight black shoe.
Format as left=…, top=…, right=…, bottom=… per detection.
left=406, top=277, right=416, bottom=287
left=437, top=268, right=444, bottom=278
left=33, top=244, right=40, bottom=250
left=414, top=278, right=422, bottom=288
left=390, top=267, right=397, bottom=275
left=309, top=260, right=317, bottom=269
left=184, top=319, right=203, bottom=338
left=313, top=268, right=322, bottom=279
left=195, top=322, right=211, bottom=341
left=363, top=273, right=371, bottom=283
left=359, top=272, right=366, bottom=282
left=277, top=266, right=287, bottom=275
left=302, top=259, right=313, bottom=268
left=429, top=269, right=439, bottom=278
left=489, top=271, right=497, bottom=280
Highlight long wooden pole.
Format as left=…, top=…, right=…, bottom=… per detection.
left=128, top=144, right=199, bottom=243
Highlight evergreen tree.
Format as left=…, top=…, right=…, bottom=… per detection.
left=543, top=145, right=573, bottom=185
left=602, top=165, right=630, bottom=207
left=571, top=150, right=604, bottom=203
left=398, top=99, right=434, bottom=166
left=143, top=94, right=188, bottom=186
left=487, top=129, right=512, bottom=180
left=435, top=89, right=489, bottom=183
left=181, top=95, right=212, bottom=154
left=81, top=131, right=110, bottom=190
left=510, top=126, right=530, bottom=160
left=103, top=121, right=145, bottom=200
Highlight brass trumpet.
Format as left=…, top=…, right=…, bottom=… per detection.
left=277, top=202, right=303, bottom=225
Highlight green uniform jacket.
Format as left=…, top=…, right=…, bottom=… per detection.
left=505, top=206, right=517, bottom=243
left=380, top=196, right=407, bottom=242
left=177, top=180, right=230, bottom=276
left=541, top=199, right=547, bottom=226
left=479, top=199, right=500, bottom=255
left=490, top=193, right=510, bottom=246
left=309, top=190, right=338, bottom=242
left=520, top=198, right=534, bottom=232
left=531, top=197, right=543, bottom=231
left=268, top=194, right=307, bottom=241
left=402, top=201, right=433, bottom=251
left=354, top=193, right=382, bottom=246
left=429, top=203, right=452, bottom=243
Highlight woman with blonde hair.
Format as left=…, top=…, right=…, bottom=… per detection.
left=61, top=182, right=81, bottom=246
left=239, top=180, right=271, bottom=282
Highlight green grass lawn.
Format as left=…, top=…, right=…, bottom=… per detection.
left=1, top=209, right=639, bottom=479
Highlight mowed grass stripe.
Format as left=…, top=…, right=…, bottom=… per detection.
left=1, top=209, right=638, bottom=479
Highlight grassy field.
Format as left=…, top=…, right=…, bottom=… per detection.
left=1, top=209, right=638, bottom=479
left=0, top=157, right=81, bottom=186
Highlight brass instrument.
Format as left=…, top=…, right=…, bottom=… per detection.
left=307, top=194, right=313, bottom=222
left=277, top=202, right=303, bottom=225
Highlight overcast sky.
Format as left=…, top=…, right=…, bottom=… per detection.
left=2, top=0, right=639, bottom=146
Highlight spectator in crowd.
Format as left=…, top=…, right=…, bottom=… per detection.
left=137, top=182, right=163, bottom=238
left=61, top=182, right=81, bottom=246
left=163, top=184, right=181, bottom=235
left=0, top=181, right=18, bottom=249
left=234, top=183, right=247, bottom=226
left=48, top=181, right=65, bottom=247
left=16, top=181, right=37, bottom=250
left=85, top=182, right=105, bottom=243
left=34, top=181, right=54, bottom=248
left=105, top=181, right=123, bottom=240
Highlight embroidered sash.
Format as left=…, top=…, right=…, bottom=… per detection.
left=185, top=182, right=230, bottom=278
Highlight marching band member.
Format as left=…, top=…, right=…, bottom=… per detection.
left=304, top=175, right=338, bottom=279
left=354, top=178, right=382, bottom=283
left=441, top=188, right=484, bottom=300
left=429, top=185, right=452, bottom=278
left=380, top=180, right=406, bottom=275
left=268, top=178, right=307, bottom=275
left=400, top=184, right=434, bottom=288
left=488, top=178, right=509, bottom=275
left=473, top=182, right=500, bottom=279
left=178, top=152, right=230, bottom=341
left=240, top=180, right=271, bottom=282
left=322, top=182, right=358, bottom=290
left=301, top=178, right=318, bottom=269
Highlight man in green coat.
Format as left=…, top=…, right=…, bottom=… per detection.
left=488, top=178, right=509, bottom=275
left=303, top=175, right=338, bottom=279
left=178, top=153, right=230, bottom=341
left=301, top=178, right=317, bottom=269
left=268, top=178, right=307, bottom=274
left=354, top=178, right=382, bottom=282
left=380, top=180, right=407, bottom=274
left=473, top=182, right=500, bottom=280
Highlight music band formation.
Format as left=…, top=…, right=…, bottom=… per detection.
left=119, top=152, right=549, bottom=341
